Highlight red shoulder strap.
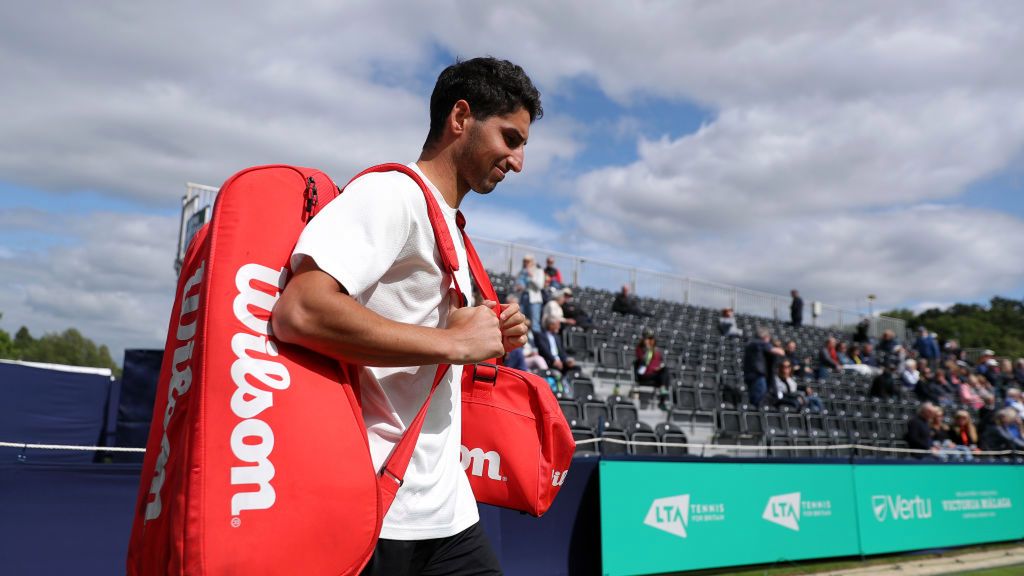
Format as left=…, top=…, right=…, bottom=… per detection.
left=344, top=164, right=470, bottom=513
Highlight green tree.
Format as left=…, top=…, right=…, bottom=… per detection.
left=0, top=315, right=121, bottom=377
left=882, top=297, right=1024, bottom=359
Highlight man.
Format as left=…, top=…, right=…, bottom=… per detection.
left=980, top=408, right=1024, bottom=451
left=544, top=256, right=563, bottom=289
left=541, top=287, right=573, bottom=331
left=914, top=326, right=940, bottom=362
left=815, top=336, right=841, bottom=380
left=905, top=403, right=938, bottom=458
left=535, top=317, right=575, bottom=376
left=272, top=57, right=540, bottom=576
left=517, top=254, right=546, bottom=328
left=560, top=287, right=593, bottom=330
left=742, top=327, right=785, bottom=406
left=790, top=289, right=803, bottom=327
left=612, top=284, right=649, bottom=317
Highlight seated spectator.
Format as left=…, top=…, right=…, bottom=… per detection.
left=899, top=358, right=921, bottom=393
left=949, top=410, right=981, bottom=454
left=977, top=392, right=997, bottom=436
left=860, top=343, right=879, bottom=367
left=543, top=256, right=563, bottom=289
left=943, top=339, right=963, bottom=364
left=1005, top=387, right=1024, bottom=419
left=784, top=340, right=812, bottom=379
left=634, top=328, right=672, bottom=411
left=771, top=359, right=824, bottom=412
left=976, top=349, right=998, bottom=385
left=541, top=288, right=572, bottom=331
left=979, top=408, right=1024, bottom=451
left=560, top=288, right=594, bottom=330
left=905, top=403, right=939, bottom=458
left=915, top=365, right=952, bottom=407
left=815, top=336, right=841, bottom=380
left=1014, top=359, right=1024, bottom=386
left=611, top=285, right=651, bottom=317
left=870, top=361, right=901, bottom=400
left=959, top=373, right=986, bottom=410
left=877, top=329, right=901, bottom=355
left=930, top=407, right=973, bottom=461
left=743, top=327, right=785, bottom=406
left=836, top=341, right=853, bottom=365
left=718, top=308, right=743, bottom=338
left=534, top=318, right=573, bottom=377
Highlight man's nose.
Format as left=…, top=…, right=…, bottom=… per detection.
left=507, top=148, right=524, bottom=173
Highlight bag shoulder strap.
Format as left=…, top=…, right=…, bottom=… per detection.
left=342, top=163, right=469, bottom=513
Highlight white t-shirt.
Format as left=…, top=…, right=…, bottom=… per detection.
left=290, top=163, right=478, bottom=540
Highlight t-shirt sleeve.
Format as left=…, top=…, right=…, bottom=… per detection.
left=291, top=172, right=413, bottom=299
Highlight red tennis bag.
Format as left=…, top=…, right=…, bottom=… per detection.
left=126, top=164, right=464, bottom=576
left=457, top=236, right=576, bottom=517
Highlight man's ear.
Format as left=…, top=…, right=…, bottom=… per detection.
left=449, top=99, right=472, bottom=136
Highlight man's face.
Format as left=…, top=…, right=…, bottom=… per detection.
left=459, top=107, right=530, bottom=194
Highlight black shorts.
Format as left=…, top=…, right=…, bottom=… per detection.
left=360, top=522, right=502, bottom=576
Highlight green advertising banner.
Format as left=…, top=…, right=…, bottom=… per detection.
left=600, top=460, right=861, bottom=576
left=854, top=464, right=1024, bottom=555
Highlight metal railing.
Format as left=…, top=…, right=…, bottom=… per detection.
left=473, top=237, right=906, bottom=338
left=172, top=182, right=905, bottom=337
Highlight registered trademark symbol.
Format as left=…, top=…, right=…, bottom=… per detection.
left=231, top=517, right=241, bottom=528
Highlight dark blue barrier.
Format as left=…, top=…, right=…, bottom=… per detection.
left=111, top=349, right=164, bottom=462
left=0, top=462, right=139, bottom=575
left=0, top=362, right=113, bottom=463
left=0, top=456, right=600, bottom=576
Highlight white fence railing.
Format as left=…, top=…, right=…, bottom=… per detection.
left=173, top=184, right=905, bottom=338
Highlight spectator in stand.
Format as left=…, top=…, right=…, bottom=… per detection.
left=977, top=392, right=997, bottom=436
left=900, top=358, right=921, bottom=394
left=612, top=285, right=651, bottom=317
left=1005, top=387, right=1024, bottom=419
left=876, top=330, right=901, bottom=356
left=1014, top=359, right=1024, bottom=385
left=959, top=373, right=986, bottom=410
left=949, top=410, right=981, bottom=455
left=870, top=361, right=901, bottom=400
left=560, top=288, right=593, bottom=330
left=980, top=408, right=1024, bottom=451
left=634, top=328, right=672, bottom=411
left=860, top=343, right=879, bottom=367
left=534, top=317, right=574, bottom=379
left=790, top=290, right=803, bottom=327
left=930, top=407, right=972, bottom=461
left=999, top=359, right=1015, bottom=389
left=815, top=336, right=841, bottom=380
left=913, top=326, right=940, bottom=362
left=743, top=327, right=786, bottom=406
left=905, top=402, right=938, bottom=458
left=541, top=288, right=572, bottom=331
left=517, top=254, right=546, bottom=329
left=718, top=307, right=743, bottom=338
left=772, top=359, right=824, bottom=412
left=853, top=318, right=871, bottom=345
left=543, top=256, right=563, bottom=289
left=976, top=349, right=998, bottom=385
left=915, top=365, right=952, bottom=407
left=836, top=341, right=853, bottom=365
left=943, top=339, right=963, bottom=364
left=784, top=340, right=812, bottom=379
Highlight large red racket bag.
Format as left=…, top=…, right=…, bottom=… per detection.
left=126, top=163, right=462, bottom=576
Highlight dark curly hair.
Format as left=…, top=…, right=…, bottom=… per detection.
left=423, top=57, right=543, bottom=148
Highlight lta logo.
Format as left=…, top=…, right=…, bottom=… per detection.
left=644, top=495, right=690, bottom=538
left=763, top=492, right=801, bottom=532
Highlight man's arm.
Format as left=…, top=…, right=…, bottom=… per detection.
left=272, top=258, right=507, bottom=367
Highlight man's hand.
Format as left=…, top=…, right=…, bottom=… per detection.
left=498, top=301, right=528, bottom=352
left=446, top=301, right=504, bottom=364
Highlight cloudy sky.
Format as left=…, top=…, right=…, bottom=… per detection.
left=2, top=1, right=1024, bottom=362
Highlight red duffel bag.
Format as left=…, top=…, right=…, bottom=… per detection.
left=456, top=231, right=576, bottom=517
